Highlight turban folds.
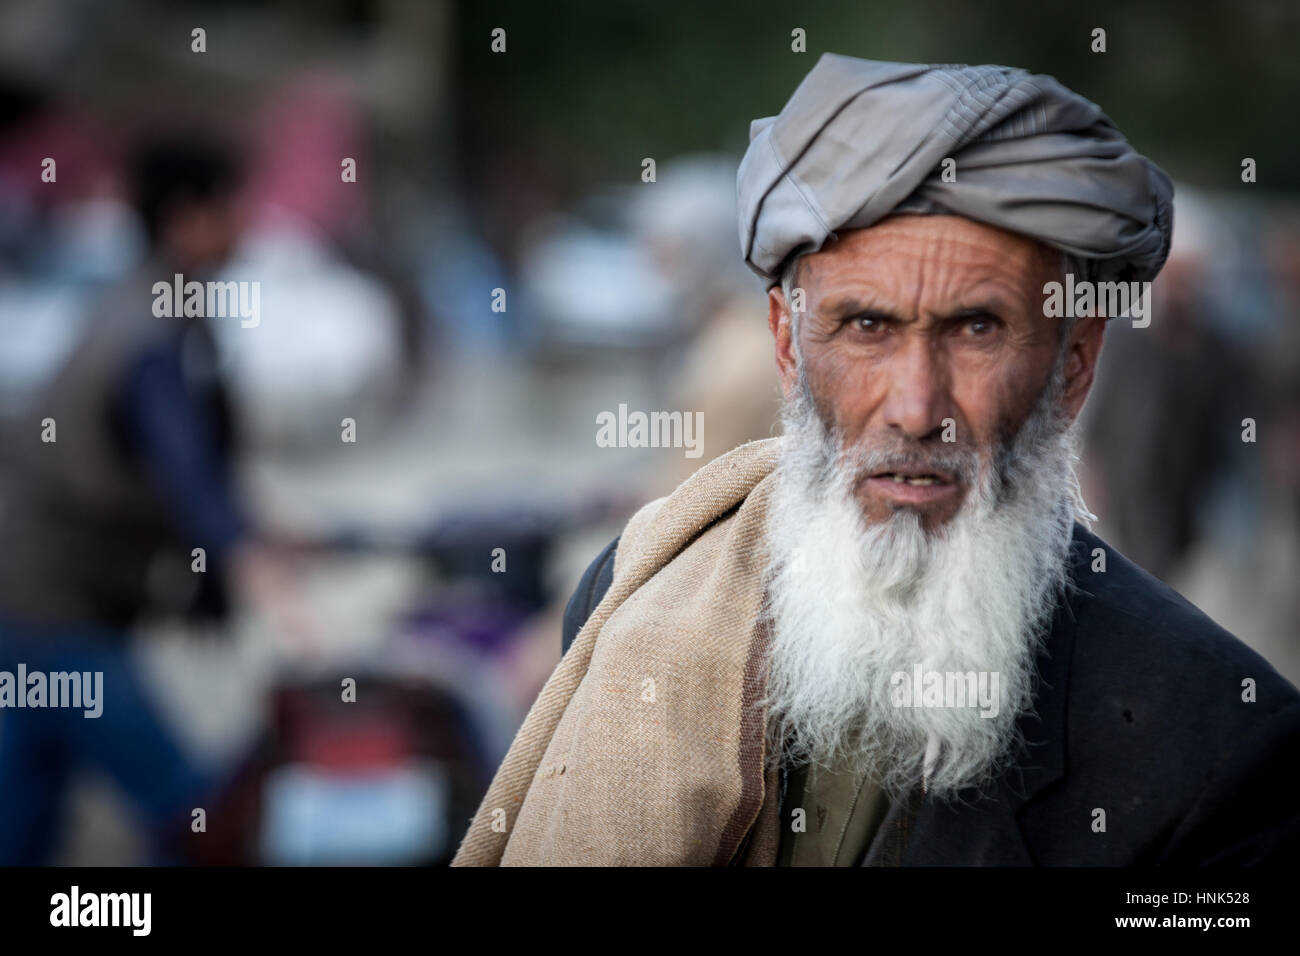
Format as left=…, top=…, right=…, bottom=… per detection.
left=737, top=54, right=1174, bottom=286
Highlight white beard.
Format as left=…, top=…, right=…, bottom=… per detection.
left=760, top=364, right=1089, bottom=800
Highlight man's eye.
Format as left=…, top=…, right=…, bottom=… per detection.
left=963, top=316, right=998, bottom=335
left=854, top=315, right=885, bottom=333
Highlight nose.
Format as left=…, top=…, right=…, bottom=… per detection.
left=880, top=337, right=952, bottom=440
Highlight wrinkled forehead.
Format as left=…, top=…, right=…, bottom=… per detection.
left=811, top=214, right=1056, bottom=275
left=796, top=215, right=1062, bottom=312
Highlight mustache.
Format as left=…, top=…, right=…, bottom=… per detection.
left=786, top=371, right=985, bottom=490
left=839, top=439, right=981, bottom=487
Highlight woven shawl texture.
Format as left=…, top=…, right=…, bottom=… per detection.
left=451, top=438, right=784, bottom=865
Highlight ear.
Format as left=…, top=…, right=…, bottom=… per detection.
left=769, top=285, right=798, bottom=399
left=1059, top=314, right=1106, bottom=423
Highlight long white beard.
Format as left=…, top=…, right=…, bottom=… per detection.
left=761, top=366, right=1088, bottom=800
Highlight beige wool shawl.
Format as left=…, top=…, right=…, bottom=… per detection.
left=451, top=437, right=786, bottom=866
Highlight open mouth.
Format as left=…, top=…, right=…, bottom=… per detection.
left=861, top=467, right=962, bottom=508
left=873, top=472, right=948, bottom=487
left=869, top=467, right=957, bottom=486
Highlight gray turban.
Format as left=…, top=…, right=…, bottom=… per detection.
left=737, top=54, right=1174, bottom=286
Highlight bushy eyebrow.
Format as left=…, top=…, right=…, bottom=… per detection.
left=819, top=296, right=885, bottom=319
left=819, top=296, right=1010, bottom=323
left=942, top=306, right=1003, bottom=323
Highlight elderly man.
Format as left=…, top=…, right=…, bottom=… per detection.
left=453, top=54, right=1300, bottom=866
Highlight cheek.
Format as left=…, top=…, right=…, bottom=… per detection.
left=951, top=354, right=1048, bottom=446
left=803, top=344, right=881, bottom=432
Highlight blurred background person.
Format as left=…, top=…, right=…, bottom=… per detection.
left=633, top=155, right=781, bottom=496
left=1082, top=190, right=1254, bottom=583
left=0, top=130, right=317, bottom=864
left=1172, top=211, right=1300, bottom=684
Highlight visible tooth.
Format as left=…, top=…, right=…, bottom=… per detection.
left=891, top=474, right=905, bottom=483
left=906, top=476, right=937, bottom=486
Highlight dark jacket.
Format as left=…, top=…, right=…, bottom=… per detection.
left=0, top=265, right=240, bottom=631
left=561, top=524, right=1300, bottom=865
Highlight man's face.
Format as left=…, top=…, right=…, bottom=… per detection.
left=770, top=214, right=1101, bottom=531
left=763, top=216, right=1106, bottom=792
left=162, top=196, right=246, bottom=273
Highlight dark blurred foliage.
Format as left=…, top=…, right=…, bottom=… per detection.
left=455, top=0, right=1300, bottom=192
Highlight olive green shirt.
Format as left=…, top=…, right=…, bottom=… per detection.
left=777, top=757, right=892, bottom=866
